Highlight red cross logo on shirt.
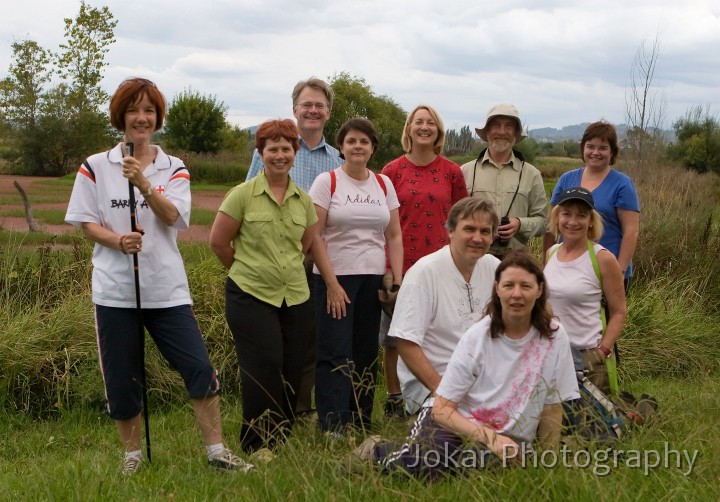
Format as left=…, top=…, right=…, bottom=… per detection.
left=156, top=185, right=165, bottom=194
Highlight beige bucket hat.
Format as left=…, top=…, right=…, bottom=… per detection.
left=474, top=103, right=527, bottom=143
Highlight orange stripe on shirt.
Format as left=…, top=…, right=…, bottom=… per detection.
left=78, top=166, right=96, bottom=183
left=169, top=172, right=190, bottom=183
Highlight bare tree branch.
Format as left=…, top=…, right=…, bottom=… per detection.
left=13, top=181, right=41, bottom=232
left=625, top=28, right=666, bottom=163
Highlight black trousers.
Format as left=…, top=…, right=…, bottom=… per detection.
left=295, top=257, right=317, bottom=414
left=225, top=278, right=312, bottom=452
left=314, top=273, right=382, bottom=433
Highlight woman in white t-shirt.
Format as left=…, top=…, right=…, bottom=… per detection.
left=309, top=117, right=403, bottom=436
left=376, top=251, right=578, bottom=479
left=545, top=186, right=627, bottom=395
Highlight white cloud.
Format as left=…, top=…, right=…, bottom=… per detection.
left=1, top=0, right=719, bottom=131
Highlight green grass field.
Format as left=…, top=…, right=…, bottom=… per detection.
left=2, top=157, right=720, bottom=500
left=1, top=177, right=228, bottom=231
left=0, top=207, right=68, bottom=225
left=190, top=206, right=219, bottom=227
left=1, top=375, right=717, bottom=500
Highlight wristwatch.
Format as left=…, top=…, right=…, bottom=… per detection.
left=142, top=185, right=154, bottom=197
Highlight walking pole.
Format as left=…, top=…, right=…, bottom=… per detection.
left=125, top=142, right=152, bottom=462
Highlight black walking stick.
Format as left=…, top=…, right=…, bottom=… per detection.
left=125, top=142, right=152, bottom=462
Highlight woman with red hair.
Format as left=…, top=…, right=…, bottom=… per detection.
left=66, top=77, right=251, bottom=475
left=210, top=119, right=318, bottom=454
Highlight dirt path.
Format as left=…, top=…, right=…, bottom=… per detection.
left=0, top=175, right=225, bottom=242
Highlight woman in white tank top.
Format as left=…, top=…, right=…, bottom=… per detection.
left=544, top=187, right=627, bottom=395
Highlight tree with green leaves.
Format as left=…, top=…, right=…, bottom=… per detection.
left=39, top=83, right=112, bottom=175
left=57, top=1, right=117, bottom=113
left=0, top=39, right=57, bottom=174
left=666, top=105, right=720, bottom=174
left=0, top=39, right=53, bottom=130
left=0, top=2, right=116, bottom=175
left=221, top=123, right=253, bottom=155
left=164, top=89, right=228, bottom=153
left=50, top=1, right=117, bottom=174
left=325, top=72, right=406, bottom=169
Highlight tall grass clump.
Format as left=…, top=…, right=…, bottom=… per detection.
left=620, top=275, right=720, bottom=381
left=624, top=159, right=720, bottom=307
left=0, top=237, right=242, bottom=417
left=179, top=242, right=241, bottom=393
left=179, top=150, right=251, bottom=184
left=0, top=236, right=100, bottom=415
left=613, top=158, right=720, bottom=378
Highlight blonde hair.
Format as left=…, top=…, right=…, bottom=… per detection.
left=549, top=201, right=604, bottom=241
left=401, top=105, right=446, bottom=155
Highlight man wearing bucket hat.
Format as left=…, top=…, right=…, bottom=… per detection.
left=460, top=104, right=548, bottom=258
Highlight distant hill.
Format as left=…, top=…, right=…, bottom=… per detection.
left=529, top=123, right=629, bottom=141
left=529, top=123, right=673, bottom=142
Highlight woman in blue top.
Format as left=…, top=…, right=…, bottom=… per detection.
left=545, top=121, right=640, bottom=286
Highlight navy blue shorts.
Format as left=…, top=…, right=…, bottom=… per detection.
left=95, top=304, right=219, bottom=420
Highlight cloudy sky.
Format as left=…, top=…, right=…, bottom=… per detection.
left=2, top=0, right=719, bottom=133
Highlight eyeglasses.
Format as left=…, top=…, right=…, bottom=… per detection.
left=296, top=102, right=328, bottom=111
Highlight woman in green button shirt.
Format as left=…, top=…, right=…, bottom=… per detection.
left=210, top=119, right=319, bottom=453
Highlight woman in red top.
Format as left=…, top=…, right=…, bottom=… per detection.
left=380, top=105, right=468, bottom=416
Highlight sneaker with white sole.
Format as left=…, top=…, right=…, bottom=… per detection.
left=208, top=448, right=254, bottom=473
left=352, top=434, right=385, bottom=461
left=122, top=455, right=142, bottom=476
left=339, top=435, right=387, bottom=474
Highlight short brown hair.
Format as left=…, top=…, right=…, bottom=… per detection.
left=401, top=105, right=446, bottom=155
left=445, top=197, right=499, bottom=234
left=581, top=121, right=619, bottom=165
left=255, top=119, right=300, bottom=154
left=109, top=78, right=166, bottom=132
left=291, top=77, right=334, bottom=110
left=336, top=117, right=379, bottom=160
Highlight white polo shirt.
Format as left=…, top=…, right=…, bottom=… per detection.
left=66, top=143, right=193, bottom=308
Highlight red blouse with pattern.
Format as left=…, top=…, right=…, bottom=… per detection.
left=382, top=155, right=468, bottom=273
